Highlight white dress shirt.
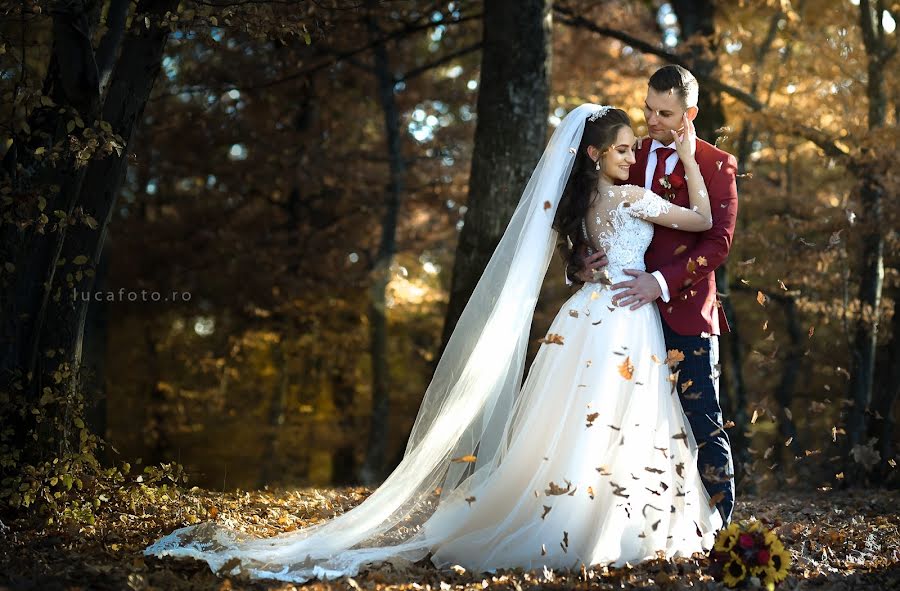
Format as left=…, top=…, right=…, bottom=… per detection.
left=644, top=139, right=680, bottom=303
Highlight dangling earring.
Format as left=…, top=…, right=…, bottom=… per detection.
left=595, top=159, right=601, bottom=171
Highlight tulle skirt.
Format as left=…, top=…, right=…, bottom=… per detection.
left=144, top=281, right=722, bottom=581
left=421, top=281, right=722, bottom=573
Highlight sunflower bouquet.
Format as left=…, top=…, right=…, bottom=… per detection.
left=708, top=521, right=791, bottom=589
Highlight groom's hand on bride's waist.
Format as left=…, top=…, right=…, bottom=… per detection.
left=572, top=249, right=608, bottom=284
left=611, top=270, right=662, bottom=310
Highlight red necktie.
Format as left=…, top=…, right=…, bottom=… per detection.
left=650, top=147, right=675, bottom=196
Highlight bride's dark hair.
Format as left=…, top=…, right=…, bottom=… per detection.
left=553, top=108, right=631, bottom=267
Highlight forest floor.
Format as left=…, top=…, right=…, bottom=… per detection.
left=0, top=485, right=898, bottom=591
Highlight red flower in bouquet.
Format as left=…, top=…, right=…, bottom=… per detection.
left=709, top=521, right=791, bottom=589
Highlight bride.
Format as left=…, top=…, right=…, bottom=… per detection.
left=144, top=104, right=723, bottom=582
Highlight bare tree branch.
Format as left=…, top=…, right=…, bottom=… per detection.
left=553, top=5, right=765, bottom=111
left=397, top=41, right=481, bottom=83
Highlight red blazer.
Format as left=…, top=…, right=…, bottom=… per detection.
left=624, top=138, right=739, bottom=336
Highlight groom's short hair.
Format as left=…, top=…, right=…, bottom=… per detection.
left=648, top=65, right=699, bottom=109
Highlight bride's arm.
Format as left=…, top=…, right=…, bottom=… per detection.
left=620, top=185, right=712, bottom=232
left=621, top=115, right=711, bottom=232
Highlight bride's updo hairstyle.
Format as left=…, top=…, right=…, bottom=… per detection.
left=553, top=107, right=631, bottom=266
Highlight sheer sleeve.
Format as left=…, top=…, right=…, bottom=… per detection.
left=621, top=186, right=711, bottom=232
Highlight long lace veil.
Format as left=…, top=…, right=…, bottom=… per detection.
left=144, top=103, right=604, bottom=582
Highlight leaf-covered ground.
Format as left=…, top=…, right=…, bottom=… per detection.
left=1, top=486, right=898, bottom=590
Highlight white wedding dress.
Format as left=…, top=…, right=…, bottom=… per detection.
left=144, top=105, right=721, bottom=582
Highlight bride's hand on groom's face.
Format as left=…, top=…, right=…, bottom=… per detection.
left=611, top=270, right=661, bottom=310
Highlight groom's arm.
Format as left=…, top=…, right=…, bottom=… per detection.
left=556, top=233, right=581, bottom=286
left=655, top=153, right=738, bottom=298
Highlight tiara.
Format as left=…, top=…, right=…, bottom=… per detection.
left=588, top=105, right=611, bottom=122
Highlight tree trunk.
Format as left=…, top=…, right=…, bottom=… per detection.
left=671, top=0, right=754, bottom=484
left=258, top=340, right=289, bottom=488
left=847, top=0, right=889, bottom=451
left=439, top=0, right=551, bottom=349
left=81, top=239, right=111, bottom=461
left=671, top=0, right=725, bottom=142
left=359, top=3, right=406, bottom=486
left=330, top=370, right=360, bottom=485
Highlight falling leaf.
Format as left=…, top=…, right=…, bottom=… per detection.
left=590, top=291, right=600, bottom=300
left=693, top=347, right=707, bottom=356
left=809, top=326, right=815, bottom=338
left=762, top=320, right=769, bottom=331
left=665, top=349, right=685, bottom=368
left=778, top=279, right=788, bottom=290
left=451, top=454, right=477, bottom=463
left=835, top=472, right=844, bottom=480
left=596, top=465, right=612, bottom=475
left=618, top=356, right=634, bottom=380
left=680, top=379, right=694, bottom=393
left=541, top=543, right=547, bottom=555
left=708, top=491, right=726, bottom=508
left=674, top=244, right=688, bottom=255
left=686, top=258, right=697, bottom=274
left=541, top=505, right=552, bottom=519
left=538, top=333, right=565, bottom=345
left=829, top=229, right=842, bottom=247
left=644, top=466, right=665, bottom=474
left=610, top=482, right=629, bottom=498
left=697, top=256, right=708, bottom=267
left=672, top=429, right=688, bottom=441
left=738, top=257, right=755, bottom=266
left=465, top=496, right=476, bottom=506
left=751, top=410, right=759, bottom=424
left=568, top=309, right=579, bottom=318
left=889, top=459, right=897, bottom=468
left=592, top=319, right=602, bottom=325
left=723, top=420, right=735, bottom=429
left=587, top=486, right=595, bottom=499
left=675, top=462, right=685, bottom=478
left=545, top=480, right=576, bottom=497
left=585, top=411, right=599, bottom=427
left=543, top=201, right=552, bottom=210
left=785, top=408, right=793, bottom=420
left=756, top=291, right=767, bottom=306
left=785, top=437, right=793, bottom=447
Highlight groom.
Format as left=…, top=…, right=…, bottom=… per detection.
left=568, top=65, right=738, bottom=524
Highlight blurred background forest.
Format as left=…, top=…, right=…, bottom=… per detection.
left=1, top=0, right=898, bottom=515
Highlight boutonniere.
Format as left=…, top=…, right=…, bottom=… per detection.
left=658, top=173, right=686, bottom=201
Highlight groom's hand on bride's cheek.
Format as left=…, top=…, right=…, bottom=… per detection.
left=611, top=270, right=662, bottom=310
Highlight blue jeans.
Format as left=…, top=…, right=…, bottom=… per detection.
left=662, top=321, right=735, bottom=524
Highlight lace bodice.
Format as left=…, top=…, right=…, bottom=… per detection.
left=581, top=185, right=673, bottom=283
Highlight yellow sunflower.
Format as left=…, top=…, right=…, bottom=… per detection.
left=722, top=552, right=748, bottom=588
left=715, top=523, right=740, bottom=552
left=767, top=546, right=791, bottom=582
